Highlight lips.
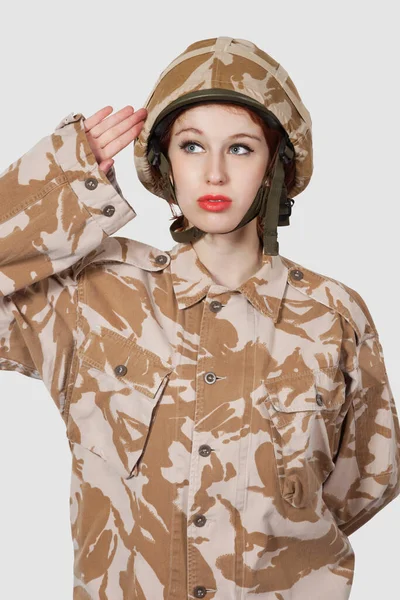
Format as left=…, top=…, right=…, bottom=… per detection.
left=197, top=194, right=232, bottom=213
left=197, top=194, right=232, bottom=203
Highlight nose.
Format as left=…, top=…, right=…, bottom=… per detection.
left=205, top=152, right=227, bottom=185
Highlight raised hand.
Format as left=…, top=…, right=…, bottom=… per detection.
left=83, top=105, right=148, bottom=174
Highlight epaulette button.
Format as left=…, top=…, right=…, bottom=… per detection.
left=291, top=269, right=304, bottom=281
left=155, top=254, right=168, bottom=265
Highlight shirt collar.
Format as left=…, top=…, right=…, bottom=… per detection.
left=169, top=241, right=289, bottom=322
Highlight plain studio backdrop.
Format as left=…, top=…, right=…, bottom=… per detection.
left=1, top=1, right=399, bottom=598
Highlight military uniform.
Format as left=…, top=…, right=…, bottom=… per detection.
left=1, top=37, right=399, bottom=600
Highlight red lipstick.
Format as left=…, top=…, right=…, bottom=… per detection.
left=197, top=194, right=232, bottom=212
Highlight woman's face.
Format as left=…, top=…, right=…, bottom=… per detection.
left=167, top=104, right=270, bottom=235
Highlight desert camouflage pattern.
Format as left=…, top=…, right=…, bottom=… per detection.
left=134, top=36, right=313, bottom=202
left=0, top=112, right=399, bottom=599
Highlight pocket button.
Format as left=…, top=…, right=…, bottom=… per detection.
left=316, top=393, right=324, bottom=406
left=114, top=364, right=127, bottom=376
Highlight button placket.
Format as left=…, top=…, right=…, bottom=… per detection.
left=188, top=298, right=224, bottom=599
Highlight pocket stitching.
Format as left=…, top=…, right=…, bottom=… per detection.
left=265, top=366, right=346, bottom=415
left=264, top=367, right=346, bottom=507
left=77, top=330, right=173, bottom=398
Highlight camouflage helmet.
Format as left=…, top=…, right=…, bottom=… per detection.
left=133, top=36, right=313, bottom=255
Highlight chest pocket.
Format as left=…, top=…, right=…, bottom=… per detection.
left=66, top=328, right=173, bottom=479
left=264, top=366, right=347, bottom=509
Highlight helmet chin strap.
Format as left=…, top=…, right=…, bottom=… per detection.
left=155, top=138, right=294, bottom=256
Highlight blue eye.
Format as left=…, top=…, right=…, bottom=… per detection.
left=230, top=144, right=252, bottom=155
left=178, top=140, right=253, bottom=155
left=179, top=141, right=203, bottom=153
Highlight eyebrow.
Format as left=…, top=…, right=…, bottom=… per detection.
left=174, top=127, right=262, bottom=142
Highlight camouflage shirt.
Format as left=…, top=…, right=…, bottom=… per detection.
left=1, top=113, right=399, bottom=599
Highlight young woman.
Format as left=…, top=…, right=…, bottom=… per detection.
left=0, top=36, right=399, bottom=600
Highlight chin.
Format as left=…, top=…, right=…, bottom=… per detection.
left=189, top=213, right=228, bottom=225
left=191, top=223, right=239, bottom=235
left=189, top=211, right=235, bottom=227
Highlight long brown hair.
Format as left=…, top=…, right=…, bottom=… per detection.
left=157, top=102, right=296, bottom=241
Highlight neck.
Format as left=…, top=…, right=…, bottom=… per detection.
left=191, top=222, right=264, bottom=288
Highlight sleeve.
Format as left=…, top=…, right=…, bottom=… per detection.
left=0, top=295, right=40, bottom=378
left=322, top=286, right=400, bottom=536
left=0, top=111, right=136, bottom=297
left=0, top=111, right=137, bottom=383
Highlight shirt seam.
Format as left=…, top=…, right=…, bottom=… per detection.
left=62, top=270, right=86, bottom=425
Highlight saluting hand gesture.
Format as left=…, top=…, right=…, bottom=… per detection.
left=83, top=105, right=148, bottom=174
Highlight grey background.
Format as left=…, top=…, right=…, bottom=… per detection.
left=1, top=0, right=399, bottom=597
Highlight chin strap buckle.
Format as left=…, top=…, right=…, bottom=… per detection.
left=279, top=140, right=295, bottom=165
left=147, top=144, right=160, bottom=167
left=278, top=197, right=294, bottom=226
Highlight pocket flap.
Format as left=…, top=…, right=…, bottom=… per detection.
left=265, top=367, right=346, bottom=413
left=77, top=328, right=173, bottom=399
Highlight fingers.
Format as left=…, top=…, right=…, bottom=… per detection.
left=83, top=104, right=148, bottom=165
left=88, top=105, right=134, bottom=138
left=83, top=106, right=113, bottom=132
left=100, top=116, right=146, bottom=158
left=96, top=107, right=148, bottom=149
left=98, top=158, right=114, bottom=174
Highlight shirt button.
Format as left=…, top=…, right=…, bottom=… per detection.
left=103, top=205, right=115, bottom=217
left=291, top=268, right=304, bottom=281
left=114, top=364, right=127, bottom=376
left=316, top=393, right=324, bottom=406
left=199, top=445, right=212, bottom=457
left=193, top=586, right=207, bottom=598
left=194, top=514, right=207, bottom=527
left=209, top=300, right=223, bottom=312
left=204, top=372, right=217, bottom=384
left=85, top=177, right=98, bottom=190
left=155, top=254, right=168, bottom=265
